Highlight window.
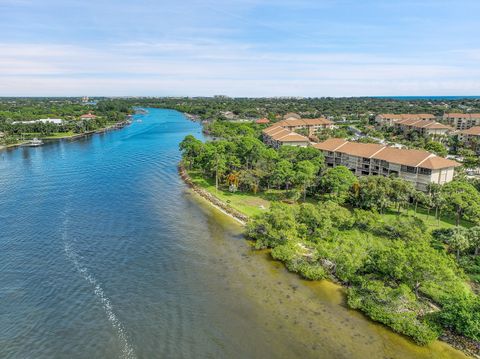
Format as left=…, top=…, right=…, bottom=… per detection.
left=401, top=165, right=417, bottom=174
left=418, top=167, right=432, bottom=175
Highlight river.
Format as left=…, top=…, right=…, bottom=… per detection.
left=0, top=108, right=467, bottom=359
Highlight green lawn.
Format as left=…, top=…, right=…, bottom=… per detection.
left=188, top=170, right=472, bottom=230
left=42, top=131, right=76, bottom=139
left=188, top=170, right=270, bottom=217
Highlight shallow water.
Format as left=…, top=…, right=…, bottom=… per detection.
left=0, top=108, right=466, bottom=358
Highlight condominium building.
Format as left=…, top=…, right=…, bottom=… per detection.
left=375, top=113, right=436, bottom=127
left=458, top=126, right=480, bottom=152
left=443, top=113, right=480, bottom=130
left=393, top=119, right=452, bottom=137
left=275, top=117, right=334, bottom=135
left=313, top=138, right=460, bottom=191
left=262, top=125, right=310, bottom=148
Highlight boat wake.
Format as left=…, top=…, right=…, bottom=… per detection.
left=62, top=214, right=136, bottom=359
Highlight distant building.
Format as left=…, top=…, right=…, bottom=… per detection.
left=443, top=113, right=480, bottom=130
left=375, top=114, right=436, bottom=127
left=275, top=118, right=334, bottom=135
left=255, top=118, right=270, bottom=124
left=262, top=125, right=310, bottom=148
left=458, top=126, right=480, bottom=152
left=80, top=113, right=97, bottom=120
left=393, top=119, right=452, bottom=138
left=283, top=112, right=301, bottom=120
left=12, top=118, right=63, bottom=125
left=313, top=138, right=460, bottom=191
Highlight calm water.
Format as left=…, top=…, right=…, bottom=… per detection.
left=0, top=109, right=467, bottom=359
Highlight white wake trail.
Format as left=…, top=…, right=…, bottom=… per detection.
left=62, top=215, right=136, bottom=359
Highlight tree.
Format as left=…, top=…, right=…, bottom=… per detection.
left=272, top=160, right=295, bottom=190
left=294, top=160, right=317, bottom=202
left=424, top=141, right=448, bottom=157
left=319, top=166, right=357, bottom=204
left=179, top=135, right=203, bottom=169
left=449, top=227, right=470, bottom=260
left=468, top=226, right=480, bottom=256
left=389, top=177, right=415, bottom=214
left=459, top=148, right=479, bottom=169
left=442, top=181, right=480, bottom=225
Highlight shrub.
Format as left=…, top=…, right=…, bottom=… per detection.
left=347, top=280, right=441, bottom=345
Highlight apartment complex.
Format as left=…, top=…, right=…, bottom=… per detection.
left=313, top=138, right=460, bottom=191
left=443, top=113, right=480, bottom=130
left=393, top=119, right=452, bottom=137
left=262, top=125, right=310, bottom=148
left=375, top=113, right=436, bottom=127
left=275, top=117, right=334, bottom=135
left=458, top=126, right=480, bottom=152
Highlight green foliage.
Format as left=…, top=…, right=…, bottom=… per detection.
left=247, top=200, right=478, bottom=344
left=348, top=280, right=441, bottom=345
left=438, top=294, right=480, bottom=341
left=319, top=166, right=358, bottom=203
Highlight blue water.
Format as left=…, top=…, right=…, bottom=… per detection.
left=0, top=109, right=467, bottom=359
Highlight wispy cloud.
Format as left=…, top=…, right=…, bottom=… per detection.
left=1, top=0, right=480, bottom=95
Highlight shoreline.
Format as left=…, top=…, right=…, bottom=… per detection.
left=178, top=163, right=479, bottom=359
left=0, top=120, right=131, bottom=153
left=178, top=165, right=247, bottom=225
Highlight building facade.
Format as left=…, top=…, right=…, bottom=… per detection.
left=275, top=117, right=334, bottom=135
left=375, top=114, right=436, bottom=127
left=458, top=126, right=480, bottom=152
left=262, top=125, right=310, bottom=148
left=313, top=138, right=460, bottom=191
left=443, top=113, right=480, bottom=130
left=393, top=119, right=452, bottom=138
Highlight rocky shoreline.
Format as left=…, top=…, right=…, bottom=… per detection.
left=178, top=165, right=248, bottom=224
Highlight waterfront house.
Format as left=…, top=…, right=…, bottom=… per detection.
left=443, top=113, right=480, bottom=130
left=375, top=114, right=436, bottom=127
left=262, top=125, right=310, bottom=148
left=313, top=138, right=460, bottom=191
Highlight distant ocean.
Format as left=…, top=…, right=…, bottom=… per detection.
left=373, top=96, right=480, bottom=100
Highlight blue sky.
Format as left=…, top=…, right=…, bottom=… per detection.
left=1, top=0, right=480, bottom=96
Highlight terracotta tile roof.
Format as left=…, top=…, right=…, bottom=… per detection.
left=312, top=138, right=348, bottom=151
left=396, top=119, right=452, bottom=130
left=314, top=139, right=459, bottom=170
left=335, top=142, right=386, bottom=158
left=277, top=119, right=307, bottom=127
left=274, top=132, right=310, bottom=143
left=256, top=118, right=270, bottom=124
left=269, top=128, right=294, bottom=140
left=378, top=113, right=435, bottom=120
left=80, top=113, right=97, bottom=119
left=460, top=126, right=480, bottom=136
left=262, top=125, right=284, bottom=135
left=419, top=156, right=462, bottom=170
left=283, top=112, right=301, bottom=120
left=277, top=118, right=333, bottom=127
left=302, top=118, right=333, bottom=126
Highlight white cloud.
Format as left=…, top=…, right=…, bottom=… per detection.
left=1, top=42, right=480, bottom=96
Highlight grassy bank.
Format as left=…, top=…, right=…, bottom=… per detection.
left=188, top=169, right=466, bottom=231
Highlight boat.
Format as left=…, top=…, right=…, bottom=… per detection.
left=27, top=138, right=44, bottom=147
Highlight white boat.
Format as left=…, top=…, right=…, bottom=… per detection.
left=27, top=138, right=44, bottom=147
